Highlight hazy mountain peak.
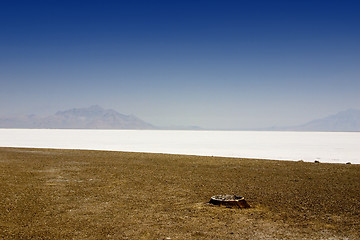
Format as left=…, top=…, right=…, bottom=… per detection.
left=274, top=109, right=360, bottom=132
left=336, top=108, right=360, bottom=116
left=1, top=106, right=156, bottom=129
left=57, top=105, right=102, bottom=115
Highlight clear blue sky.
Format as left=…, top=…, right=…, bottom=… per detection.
left=0, top=0, right=359, bottom=128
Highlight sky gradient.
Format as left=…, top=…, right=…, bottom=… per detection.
left=1, top=0, right=359, bottom=129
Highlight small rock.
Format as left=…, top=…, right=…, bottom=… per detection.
left=209, top=195, right=250, bottom=208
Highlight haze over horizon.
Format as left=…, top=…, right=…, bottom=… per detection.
left=1, top=0, right=359, bottom=129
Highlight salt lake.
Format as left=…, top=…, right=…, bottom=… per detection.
left=0, top=129, right=359, bottom=164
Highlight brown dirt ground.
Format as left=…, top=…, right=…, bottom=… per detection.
left=0, top=147, right=359, bottom=239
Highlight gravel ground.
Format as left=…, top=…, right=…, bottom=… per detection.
left=0, top=147, right=359, bottom=239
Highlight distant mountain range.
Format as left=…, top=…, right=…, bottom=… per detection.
left=1, top=107, right=359, bottom=131
left=267, top=109, right=360, bottom=132
left=0, top=105, right=155, bottom=129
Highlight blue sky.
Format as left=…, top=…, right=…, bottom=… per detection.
left=0, top=0, right=359, bottom=128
